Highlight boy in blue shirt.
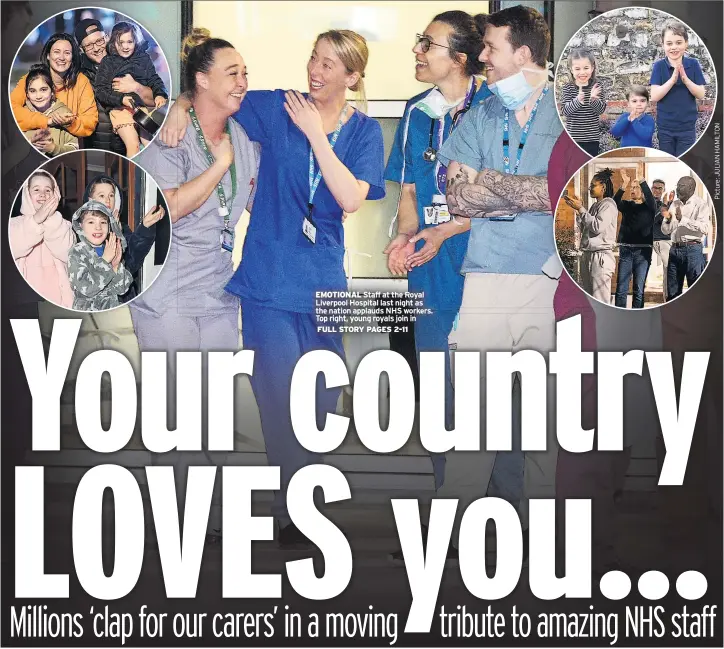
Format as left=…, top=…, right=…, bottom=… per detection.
left=650, top=21, right=706, bottom=156
left=610, top=85, right=655, bottom=148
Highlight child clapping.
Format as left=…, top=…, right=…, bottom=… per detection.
left=610, top=85, right=655, bottom=148
left=68, top=200, right=132, bottom=311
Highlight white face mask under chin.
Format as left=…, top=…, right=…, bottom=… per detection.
left=488, top=67, right=549, bottom=110
left=414, top=87, right=465, bottom=119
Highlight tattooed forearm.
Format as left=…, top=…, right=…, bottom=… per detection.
left=447, top=166, right=473, bottom=191
left=446, top=161, right=517, bottom=218
left=447, top=181, right=517, bottom=218
left=474, top=169, right=551, bottom=213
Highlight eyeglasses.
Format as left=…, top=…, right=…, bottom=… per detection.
left=415, top=34, right=452, bottom=54
left=82, top=34, right=106, bottom=52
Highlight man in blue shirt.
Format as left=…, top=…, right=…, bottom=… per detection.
left=435, top=6, right=562, bottom=558
left=650, top=22, right=707, bottom=157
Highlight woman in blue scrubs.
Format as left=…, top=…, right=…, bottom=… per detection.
left=384, top=11, right=491, bottom=490
left=161, top=29, right=385, bottom=546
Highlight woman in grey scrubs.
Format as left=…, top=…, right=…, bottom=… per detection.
left=129, top=30, right=259, bottom=540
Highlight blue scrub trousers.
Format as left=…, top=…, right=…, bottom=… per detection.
left=414, top=308, right=457, bottom=489
left=658, top=128, right=696, bottom=157
left=615, top=246, right=652, bottom=308
left=241, top=300, right=345, bottom=527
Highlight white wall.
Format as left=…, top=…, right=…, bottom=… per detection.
left=194, top=1, right=489, bottom=100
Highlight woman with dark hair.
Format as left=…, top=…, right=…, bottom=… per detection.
left=10, top=32, right=97, bottom=140
left=563, top=167, right=618, bottom=303
left=383, top=11, right=491, bottom=499
left=160, top=27, right=386, bottom=547
left=129, top=29, right=259, bottom=543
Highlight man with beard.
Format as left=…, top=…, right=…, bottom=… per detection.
left=74, top=18, right=154, bottom=153
left=435, top=5, right=562, bottom=559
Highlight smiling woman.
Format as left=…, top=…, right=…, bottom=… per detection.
left=128, top=29, right=261, bottom=543
left=10, top=33, right=98, bottom=142
left=157, top=26, right=386, bottom=547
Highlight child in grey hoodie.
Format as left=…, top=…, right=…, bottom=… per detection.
left=68, top=200, right=132, bottom=311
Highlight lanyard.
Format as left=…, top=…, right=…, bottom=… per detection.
left=503, top=85, right=549, bottom=175
left=189, top=107, right=237, bottom=227
left=308, top=102, right=349, bottom=212
left=433, top=78, right=480, bottom=194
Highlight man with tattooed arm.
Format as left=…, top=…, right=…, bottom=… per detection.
left=434, top=6, right=562, bottom=560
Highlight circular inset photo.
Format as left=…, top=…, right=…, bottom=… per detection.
left=9, top=7, right=171, bottom=160
left=555, top=8, right=716, bottom=159
left=555, top=147, right=716, bottom=309
left=9, top=150, right=170, bottom=312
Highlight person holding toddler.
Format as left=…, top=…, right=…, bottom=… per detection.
left=94, top=21, right=168, bottom=157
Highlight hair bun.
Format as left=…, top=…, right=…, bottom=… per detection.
left=599, top=168, right=614, bottom=179
left=473, top=13, right=488, bottom=35
left=181, top=27, right=212, bottom=62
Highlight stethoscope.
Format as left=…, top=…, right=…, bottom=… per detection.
left=422, top=84, right=477, bottom=162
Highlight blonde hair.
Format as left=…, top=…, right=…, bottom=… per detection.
left=314, top=30, right=369, bottom=112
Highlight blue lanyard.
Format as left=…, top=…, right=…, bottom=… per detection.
left=434, top=78, right=479, bottom=194
left=308, top=102, right=349, bottom=209
left=503, top=85, right=549, bottom=175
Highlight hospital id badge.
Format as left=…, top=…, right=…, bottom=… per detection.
left=220, top=227, right=235, bottom=252
left=423, top=206, right=438, bottom=225
left=302, top=204, right=317, bottom=244
left=424, top=194, right=451, bottom=225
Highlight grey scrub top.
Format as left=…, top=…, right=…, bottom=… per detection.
left=438, top=86, right=562, bottom=275
left=131, top=119, right=260, bottom=317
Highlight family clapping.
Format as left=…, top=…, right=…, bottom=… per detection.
left=561, top=21, right=706, bottom=156
left=10, top=172, right=165, bottom=311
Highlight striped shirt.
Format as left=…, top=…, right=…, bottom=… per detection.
left=560, top=81, right=606, bottom=143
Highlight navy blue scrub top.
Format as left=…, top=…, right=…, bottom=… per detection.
left=384, top=81, right=491, bottom=312
left=225, top=90, right=386, bottom=313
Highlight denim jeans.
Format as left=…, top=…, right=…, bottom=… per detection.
left=667, top=242, right=705, bottom=300
left=615, top=246, right=652, bottom=308
left=658, top=129, right=697, bottom=157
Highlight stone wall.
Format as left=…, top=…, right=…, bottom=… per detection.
left=555, top=7, right=716, bottom=153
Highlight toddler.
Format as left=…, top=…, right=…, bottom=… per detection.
left=95, top=21, right=168, bottom=156
left=22, top=64, right=79, bottom=156
left=650, top=21, right=706, bottom=156
left=560, top=48, right=606, bottom=156
left=610, top=85, right=655, bottom=148
left=68, top=200, right=132, bottom=311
